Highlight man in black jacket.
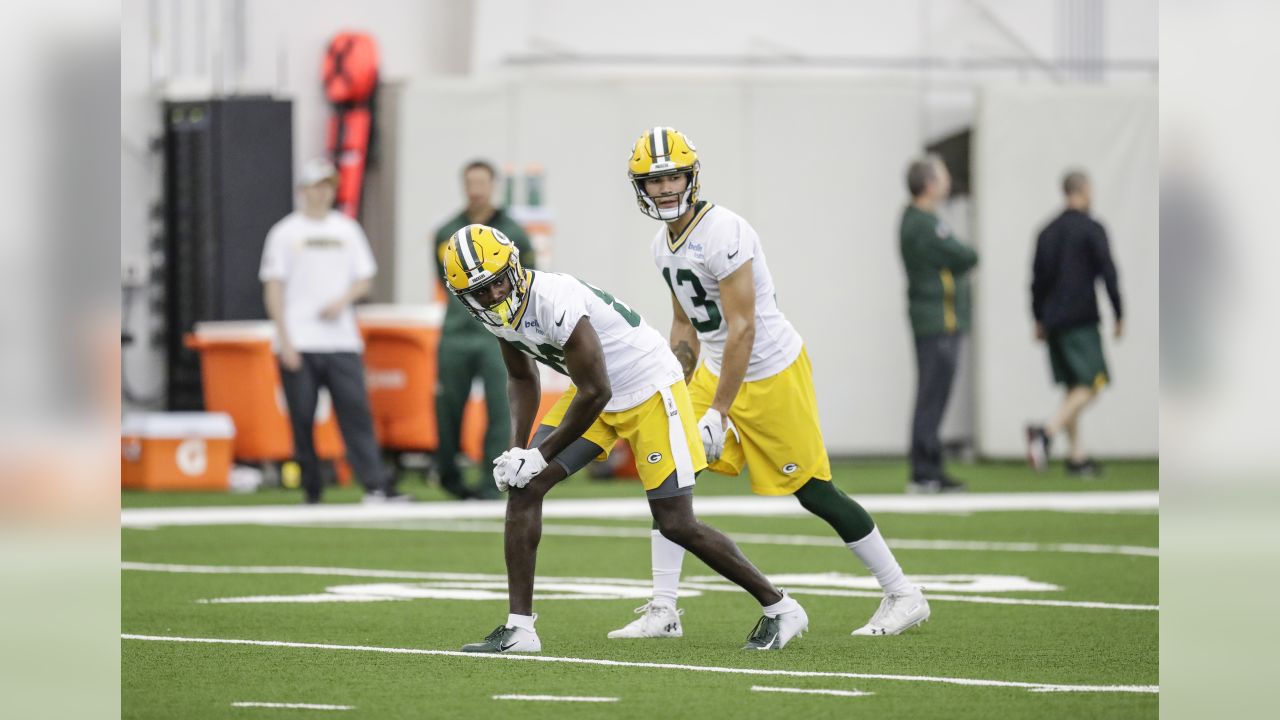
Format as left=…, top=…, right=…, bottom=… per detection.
left=1026, top=171, right=1123, bottom=477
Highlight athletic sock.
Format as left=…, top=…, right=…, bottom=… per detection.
left=761, top=591, right=800, bottom=618
left=650, top=529, right=684, bottom=608
left=506, top=613, right=536, bottom=631
left=847, top=527, right=913, bottom=595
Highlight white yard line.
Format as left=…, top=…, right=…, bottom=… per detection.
left=231, top=701, right=352, bottom=710
left=492, top=694, right=618, bottom=703
left=751, top=685, right=874, bottom=698
left=121, top=561, right=1158, bottom=611
left=122, top=633, right=1157, bottom=694
left=298, top=519, right=1158, bottom=558
left=119, top=491, right=1158, bottom=528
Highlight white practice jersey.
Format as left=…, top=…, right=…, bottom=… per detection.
left=651, top=203, right=803, bottom=381
left=486, top=270, right=683, bottom=412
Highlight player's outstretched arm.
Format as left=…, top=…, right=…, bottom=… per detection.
left=534, top=320, right=612, bottom=462
left=499, top=339, right=541, bottom=450
left=669, top=292, right=700, bottom=382
left=711, top=262, right=756, bottom=415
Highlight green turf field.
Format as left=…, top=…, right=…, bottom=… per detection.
left=122, top=460, right=1158, bottom=719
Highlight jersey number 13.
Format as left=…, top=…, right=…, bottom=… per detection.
left=662, top=268, right=722, bottom=333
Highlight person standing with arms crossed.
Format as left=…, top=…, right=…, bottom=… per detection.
left=900, top=155, right=977, bottom=494
left=1026, top=171, right=1123, bottom=476
left=432, top=161, right=535, bottom=499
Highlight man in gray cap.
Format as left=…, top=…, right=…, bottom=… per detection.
left=259, top=157, right=404, bottom=503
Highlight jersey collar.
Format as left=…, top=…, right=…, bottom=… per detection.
left=666, top=201, right=714, bottom=253
left=509, top=269, right=537, bottom=329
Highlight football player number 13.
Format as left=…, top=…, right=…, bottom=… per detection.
left=662, top=268, right=723, bottom=332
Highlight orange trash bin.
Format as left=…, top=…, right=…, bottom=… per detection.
left=184, top=322, right=349, bottom=482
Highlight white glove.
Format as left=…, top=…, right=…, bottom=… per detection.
left=492, top=451, right=512, bottom=492
left=698, top=408, right=728, bottom=462
left=493, top=447, right=549, bottom=490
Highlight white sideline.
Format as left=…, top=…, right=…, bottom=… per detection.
left=492, top=695, right=618, bottom=703
left=231, top=702, right=352, bottom=710
left=122, top=633, right=1158, bottom=694
left=120, top=491, right=1158, bottom=528
left=751, top=685, right=873, bottom=698
left=302, top=519, right=1159, bottom=558
left=121, top=562, right=1159, bottom=612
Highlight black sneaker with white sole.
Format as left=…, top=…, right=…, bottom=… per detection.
left=742, top=602, right=808, bottom=650
left=460, top=624, right=541, bottom=653
left=1066, top=458, right=1103, bottom=478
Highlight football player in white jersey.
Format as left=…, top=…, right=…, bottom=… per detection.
left=610, top=126, right=930, bottom=639
left=441, top=224, right=808, bottom=653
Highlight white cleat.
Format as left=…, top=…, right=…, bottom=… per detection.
left=607, top=602, right=684, bottom=639
left=743, top=600, right=809, bottom=650
left=852, top=588, right=931, bottom=636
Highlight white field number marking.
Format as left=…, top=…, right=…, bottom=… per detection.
left=751, top=685, right=874, bottom=698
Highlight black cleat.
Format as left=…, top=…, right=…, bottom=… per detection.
left=460, top=624, right=541, bottom=653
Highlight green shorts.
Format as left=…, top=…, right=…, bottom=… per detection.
left=1047, top=325, right=1110, bottom=389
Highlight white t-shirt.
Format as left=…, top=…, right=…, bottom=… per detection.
left=486, top=271, right=683, bottom=412
left=259, top=210, right=377, bottom=352
left=651, top=203, right=803, bottom=381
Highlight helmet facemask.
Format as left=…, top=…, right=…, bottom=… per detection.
left=454, top=258, right=528, bottom=328
left=632, top=167, right=700, bottom=221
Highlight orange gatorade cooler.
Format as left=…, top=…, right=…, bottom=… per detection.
left=357, top=305, right=443, bottom=451
left=356, top=305, right=570, bottom=462
left=356, top=305, right=492, bottom=461
left=184, top=322, right=348, bottom=479
left=121, top=412, right=234, bottom=491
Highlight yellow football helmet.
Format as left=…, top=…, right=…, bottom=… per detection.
left=441, top=224, right=529, bottom=327
left=627, top=126, right=700, bottom=220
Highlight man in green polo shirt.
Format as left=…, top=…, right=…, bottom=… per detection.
left=899, top=155, right=977, bottom=494
left=433, top=160, right=534, bottom=499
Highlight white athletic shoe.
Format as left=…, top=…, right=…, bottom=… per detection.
left=851, top=588, right=931, bottom=636
left=743, top=600, right=809, bottom=650
left=607, top=602, right=684, bottom=639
